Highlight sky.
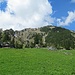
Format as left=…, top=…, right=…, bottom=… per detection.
left=0, top=0, right=75, bottom=30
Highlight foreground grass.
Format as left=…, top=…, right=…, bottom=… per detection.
left=0, top=48, right=75, bottom=75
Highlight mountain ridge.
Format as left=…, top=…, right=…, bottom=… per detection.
left=0, top=25, right=75, bottom=50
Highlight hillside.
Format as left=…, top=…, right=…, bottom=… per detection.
left=0, top=25, right=75, bottom=50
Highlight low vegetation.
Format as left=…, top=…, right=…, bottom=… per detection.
left=0, top=48, right=75, bottom=75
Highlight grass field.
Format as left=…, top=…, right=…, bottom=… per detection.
left=0, top=48, right=75, bottom=75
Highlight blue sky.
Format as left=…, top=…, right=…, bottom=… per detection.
left=0, top=0, right=7, bottom=12
left=49, top=0, right=75, bottom=17
left=49, top=0, right=75, bottom=30
left=0, top=0, right=75, bottom=30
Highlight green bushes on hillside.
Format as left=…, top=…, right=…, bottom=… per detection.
left=0, top=26, right=75, bottom=49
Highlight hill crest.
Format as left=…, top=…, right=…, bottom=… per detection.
left=0, top=25, right=75, bottom=50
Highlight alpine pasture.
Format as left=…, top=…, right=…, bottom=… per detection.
left=0, top=48, right=75, bottom=75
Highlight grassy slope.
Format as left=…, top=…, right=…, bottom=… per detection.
left=0, top=48, right=75, bottom=75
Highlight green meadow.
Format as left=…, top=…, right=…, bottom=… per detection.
left=0, top=48, right=75, bottom=75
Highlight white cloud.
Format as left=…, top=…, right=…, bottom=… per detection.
left=0, top=0, right=54, bottom=30
left=57, top=11, right=75, bottom=26
left=71, top=0, right=75, bottom=3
